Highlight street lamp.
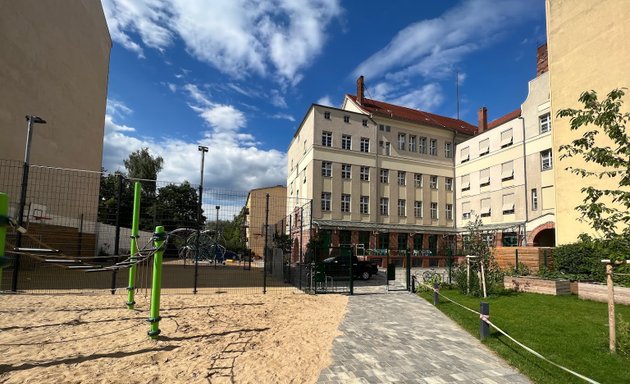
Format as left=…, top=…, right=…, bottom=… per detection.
left=13, top=115, right=47, bottom=291
left=193, top=145, right=209, bottom=294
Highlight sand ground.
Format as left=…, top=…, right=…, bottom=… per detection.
left=0, top=290, right=347, bottom=383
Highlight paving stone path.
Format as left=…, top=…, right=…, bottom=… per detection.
left=318, top=291, right=530, bottom=384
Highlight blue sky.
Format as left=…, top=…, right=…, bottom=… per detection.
left=101, top=0, right=546, bottom=191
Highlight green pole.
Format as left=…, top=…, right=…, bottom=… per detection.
left=127, top=182, right=141, bottom=309
left=148, top=225, right=166, bottom=339
left=0, top=193, right=9, bottom=289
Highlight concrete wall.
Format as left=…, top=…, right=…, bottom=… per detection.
left=546, top=0, right=630, bottom=244
left=0, top=0, right=111, bottom=224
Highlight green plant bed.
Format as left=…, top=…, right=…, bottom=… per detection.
left=419, top=289, right=630, bottom=383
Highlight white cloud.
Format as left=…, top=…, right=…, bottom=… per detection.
left=352, top=0, right=538, bottom=112
left=102, top=94, right=287, bottom=191
left=317, top=96, right=333, bottom=107
left=102, top=0, right=342, bottom=85
left=271, top=113, right=295, bottom=122
left=106, top=98, right=133, bottom=118
left=387, top=83, right=445, bottom=112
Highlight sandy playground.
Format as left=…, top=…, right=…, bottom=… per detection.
left=0, top=290, right=348, bottom=383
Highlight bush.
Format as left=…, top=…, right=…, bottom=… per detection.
left=453, top=262, right=505, bottom=296
left=554, top=237, right=605, bottom=281
left=618, top=314, right=630, bottom=358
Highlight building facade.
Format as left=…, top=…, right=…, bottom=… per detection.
left=546, top=0, right=630, bottom=244
left=455, top=45, right=555, bottom=247
left=0, top=1, right=111, bottom=225
left=244, top=185, right=287, bottom=258
left=287, top=77, right=475, bottom=260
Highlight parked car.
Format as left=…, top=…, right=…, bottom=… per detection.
left=320, top=254, right=378, bottom=280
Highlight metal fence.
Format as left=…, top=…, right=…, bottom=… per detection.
left=0, top=159, right=313, bottom=294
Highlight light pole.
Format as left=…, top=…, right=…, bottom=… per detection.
left=13, top=115, right=46, bottom=292
left=193, top=145, right=208, bottom=294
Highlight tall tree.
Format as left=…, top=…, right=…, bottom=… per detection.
left=155, top=182, right=205, bottom=231
left=557, top=88, right=630, bottom=261
left=123, top=148, right=163, bottom=230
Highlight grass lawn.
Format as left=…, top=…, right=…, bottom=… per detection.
left=418, top=289, right=630, bottom=384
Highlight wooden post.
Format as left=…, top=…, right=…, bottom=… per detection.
left=606, top=263, right=616, bottom=353
left=480, top=259, right=487, bottom=298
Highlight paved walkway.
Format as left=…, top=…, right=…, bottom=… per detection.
left=318, top=291, right=530, bottom=384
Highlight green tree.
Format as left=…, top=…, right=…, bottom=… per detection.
left=557, top=88, right=630, bottom=261
left=155, top=182, right=205, bottom=231
left=122, top=148, right=163, bottom=230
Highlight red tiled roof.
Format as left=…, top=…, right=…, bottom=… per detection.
left=487, top=108, right=521, bottom=130
left=347, top=94, right=477, bottom=135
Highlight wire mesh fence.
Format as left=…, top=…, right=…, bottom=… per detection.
left=0, top=159, right=313, bottom=294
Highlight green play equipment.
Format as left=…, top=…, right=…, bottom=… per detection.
left=126, top=182, right=141, bottom=309
left=148, top=225, right=166, bottom=339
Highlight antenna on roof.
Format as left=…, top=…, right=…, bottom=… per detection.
left=456, top=70, right=460, bottom=120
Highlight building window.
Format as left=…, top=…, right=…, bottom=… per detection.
left=380, top=169, right=389, bottom=183
left=321, top=192, right=331, bottom=211
left=414, top=173, right=423, bottom=188
left=362, top=119, right=368, bottom=127
left=398, top=199, right=406, bottom=217
left=429, top=139, right=437, bottom=156
left=379, top=124, right=391, bottom=132
left=360, top=166, right=369, bottom=181
left=379, top=198, right=389, bottom=215
left=321, top=161, right=332, bottom=177
left=462, top=202, right=471, bottom=219
left=430, top=175, right=438, bottom=189
left=344, top=115, right=350, bottom=123
left=502, top=193, right=515, bottom=215
left=500, top=128, right=513, bottom=148
left=446, top=204, right=453, bottom=220
left=460, top=146, right=469, bottom=163
left=360, top=196, right=369, bottom=214
left=341, top=194, right=351, bottom=212
left=414, top=201, right=423, bottom=218
left=531, top=188, right=538, bottom=210
left=360, top=137, right=370, bottom=152
left=303, top=168, right=307, bottom=183
left=398, top=133, right=406, bottom=150
left=540, top=113, right=551, bottom=133
left=480, top=168, right=490, bottom=187
left=341, top=164, right=351, bottom=179
left=324, top=111, right=330, bottom=119
left=322, top=131, right=332, bottom=147
left=409, top=135, right=417, bottom=152
left=445, top=177, right=453, bottom=191
left=480, top=198, right=491, bottom=217
left=461, top=174, right=470, bottom=192
left=342, top=134, right=352, bottom=150
left=501, top=161, right=514, bottom=181
left=445, top=142, right=453, bottom=158
left=380, top=141, right=391, bottom=156
left=541, top=149, right=553, bottom=170
left=398, top=171, right=406, bottom=186
left=479, top=138, right=490, bottom=156
left=502, top=231, right=518, bottom=247
left=419, top=137, right=427, bottom=154
left=430, top=202, right=438, bottom=219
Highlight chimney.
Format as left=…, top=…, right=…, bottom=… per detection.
left=478, top=107, right=488, bottom=134
left=536, top=43, right=548, bottom=76
left=356, top=75, right=365, bottom=105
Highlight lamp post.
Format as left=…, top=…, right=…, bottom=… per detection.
left=13, top=115, right=46, bottom=292
left=193, top=145, right=208, bottom=294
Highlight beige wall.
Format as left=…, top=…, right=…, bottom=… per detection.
left=245, top=186, right=287, bottom=257
left=546, top=0, right=630, bottom=244
left=0, top=0, right=111, bottom=171
left=0, top=0, right=110, bottom=225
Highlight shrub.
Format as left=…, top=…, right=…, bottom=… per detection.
left=617, top=314, right=630, bottom=358
left=553, top=236, right=605, bottom=281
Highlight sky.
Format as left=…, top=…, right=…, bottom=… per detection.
left=101, top=0, right=547, bottom=192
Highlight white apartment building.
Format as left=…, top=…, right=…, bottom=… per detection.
left=455, top=44, right=555, bottom=247
left=287, top=77, right=475, bottom=261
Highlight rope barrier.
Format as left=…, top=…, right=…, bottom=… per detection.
left=414, top=277, right=600, bottom=384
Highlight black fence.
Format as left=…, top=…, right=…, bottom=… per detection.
left=0, top=159, right=313, bottom=294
